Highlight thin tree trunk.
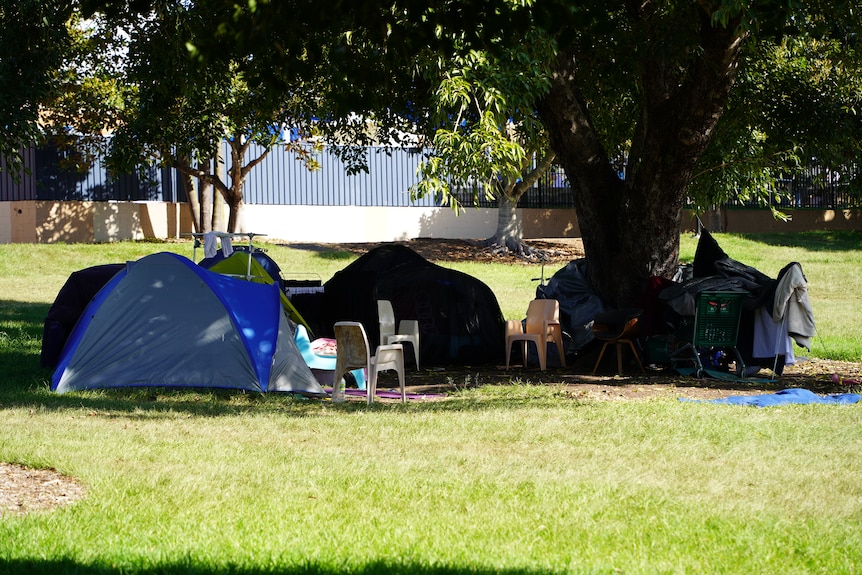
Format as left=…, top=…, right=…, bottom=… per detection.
left=484, top=151, right=557, bottom=258
left=213, top=146, right=227, bottom=231
left=493, top=193, right=521, bottom=248
left=180, top=167, right=201, bottom=234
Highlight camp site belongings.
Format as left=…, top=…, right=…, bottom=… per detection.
left=50, top=252, right=325, bottom=395
left=537, top=228, right=815, bottom=378
left=656, top=229, right=815, bottom=377
left=536, top=258, right=606, bottom=360
left=44, top=240, right=506, bottom=396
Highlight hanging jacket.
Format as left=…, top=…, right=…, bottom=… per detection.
left=772, top=263, right=816, bottom=350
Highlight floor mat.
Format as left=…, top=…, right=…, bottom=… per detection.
left=675, top=366, right=776, bottom=384
left=681, top=388, right=862, bottom=407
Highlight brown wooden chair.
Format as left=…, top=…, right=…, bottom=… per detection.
left=591, top=308, right=645, bottom=375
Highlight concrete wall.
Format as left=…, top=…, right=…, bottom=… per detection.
left=720, top=207, right=861, bottom=233
left=0, top=201, right=859, bottom=244
left=0, top=201, right=182, bottom=243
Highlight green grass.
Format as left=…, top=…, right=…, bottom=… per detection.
left=1, top=385, right=861, bottom=574
left=0, top=232, right=861, bottom=574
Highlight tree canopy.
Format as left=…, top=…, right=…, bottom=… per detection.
left=13, top=0, right=862, bottom=307
left=411, top=34, right=557, bottom=256
left=0, top=0, right=75, bottom=172
left=168, top=0, right=861, bottom=304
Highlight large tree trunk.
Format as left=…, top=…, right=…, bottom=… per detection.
left=538, top=12, right=744, bottom=308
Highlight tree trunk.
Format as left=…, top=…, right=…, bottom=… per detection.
left=180, top=169, right=201, bottom=234
left=200, top=158, right=214, bottom=233
left=226, top=191, right=243, bottom=233
left=492, top=193, right=521, bottom=248
left=483, top=152, right=557, bottom=258
left=213, top=146, right=227, bottom=231
left=538, top=15, right=744, bottom=308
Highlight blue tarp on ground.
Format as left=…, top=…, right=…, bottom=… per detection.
left=681, top=388, right=861, bottom=407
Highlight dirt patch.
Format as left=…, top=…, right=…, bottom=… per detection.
left=0, top=463, right=85, bottom=516
left=308, top=237, right=586, bottom=265
left=392, top=356, right=862, bottom=400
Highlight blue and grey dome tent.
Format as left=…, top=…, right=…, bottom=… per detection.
left=51, top=252, right=325, bottom=395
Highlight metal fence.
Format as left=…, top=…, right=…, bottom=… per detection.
left=3, top=141, right=860, bottom=210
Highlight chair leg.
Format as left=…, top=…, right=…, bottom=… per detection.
left=616, top=342, right=623, bottom=375
left=367, top=366, right=377, bottom=405
left=552, top=330, right=566, bottom=368
left=626, top=340, right=645, bottom=373
left=592, top=342, right=610, bottom=375
left=537, top=342, right=547, bottom=371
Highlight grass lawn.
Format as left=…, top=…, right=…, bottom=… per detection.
left=0, top=232, right=861, bottom=574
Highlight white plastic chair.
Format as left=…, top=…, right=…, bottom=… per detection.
left=377, top=300, right=420, bottom=370
left=505, top=299, right=566, bottom=371
left=333, top=321, right=405, bottom=405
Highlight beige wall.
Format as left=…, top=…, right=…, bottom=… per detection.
left=35, top=202, right=96, bottom=243
left=720, top=208, right=861, bottom=233
left=1, top=201, right=859, bottom=244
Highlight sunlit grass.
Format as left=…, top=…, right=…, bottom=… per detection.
left=0, top=231, right=858, bottom=362
left=1, top=233, right=861, bottom=573
left=1, top=387, right=861, bottom=573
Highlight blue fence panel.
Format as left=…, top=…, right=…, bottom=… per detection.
left=242, top=143, right=435, bottom=206
left=4, top=140, right=857, bottom=210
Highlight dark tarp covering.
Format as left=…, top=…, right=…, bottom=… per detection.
left=537, top=258, right=605, bottom=356
left=40, top=263, right=124, bottom=370
left=660, top=228, right=806, bottom=372
left=311, top=244, right=506, bottom=366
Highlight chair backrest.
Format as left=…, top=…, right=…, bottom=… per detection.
left=505, top=319, right=524, bottom=338
left=377, top=300, right=396, bottom=341
left=524, top=299, right=559, bottom=335
left=333, top=321, right=371, bottom=370
left=374, top=344, right=403, bottom=372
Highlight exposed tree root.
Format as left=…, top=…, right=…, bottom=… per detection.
left=478, top=236, right=553, bottom=261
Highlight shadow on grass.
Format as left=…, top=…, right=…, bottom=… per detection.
left=0, top=298, right=834, bottom=418
left=279, top=242, right=356, bottom=260
left=734, top=230, right=862, bottom=251
left=0, top=558, right=564, bottom=575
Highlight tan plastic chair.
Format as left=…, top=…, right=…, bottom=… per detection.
left=377, top=300, right=420, bottom=370
left=505, top=299, right=566, bottom=371
left=333, top=321, right=405, bottom=405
